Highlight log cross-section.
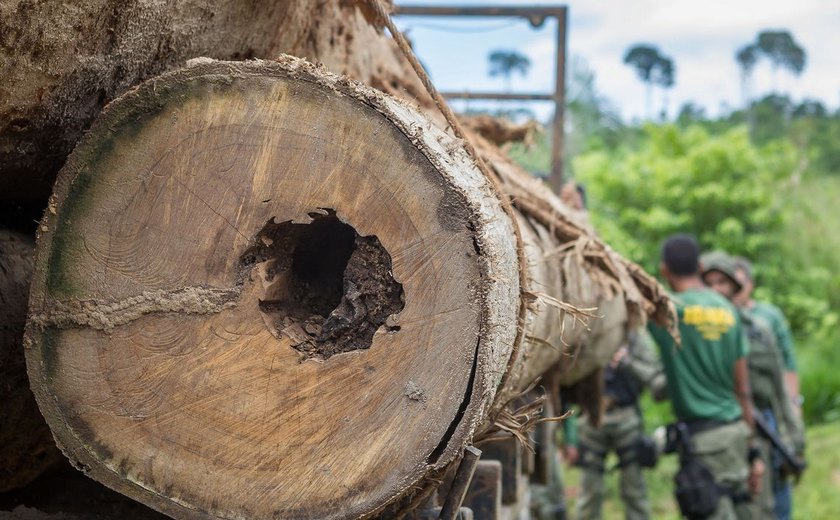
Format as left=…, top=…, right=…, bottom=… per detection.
left=24, top=57, right=522, bottom=520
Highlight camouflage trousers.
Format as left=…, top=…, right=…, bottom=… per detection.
left=688, top=419, right=755, bottom=520
left=575, top=406, right=650, bottom=520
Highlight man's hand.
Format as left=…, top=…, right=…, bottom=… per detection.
left=562, top=445, right=579, bottom=466
left=748, top=459, right=765, bottom=495
left=610, top=346, right=629, bottom=368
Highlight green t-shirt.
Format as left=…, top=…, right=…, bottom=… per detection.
left=648, top=288, right=749, bottom=422
left=751, top=301, right=798, bottom=372
left=561, top=412, right=579, bottom=447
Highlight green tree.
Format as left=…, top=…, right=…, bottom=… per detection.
left=735, top=44, right=759, bottom=108
left=623, top=45, right=675, bottom=119
left=749, top=94, right=794, bottom=144
left=488, top=50, right=531, bottom=92
left=676, top=102, right=706, bottom=126
left=652, top=56, right=675, bottom=120
left=755, top=30, right=807, bottom=93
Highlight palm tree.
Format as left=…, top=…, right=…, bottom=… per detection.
left=736, top=44, right=759, bottom=107
left=488, top=50, right=531, bottom=92
left=735, top=44, right=759, bottom=133
left=652, top=55, right=675, bottom=120
left=755, top=30, right=806, bottom=92
left=623, top=44, right=675, bottom=119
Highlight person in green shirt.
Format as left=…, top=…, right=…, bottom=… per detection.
left=732, top=257, right=802, bottom=418
left=647, top=235, right=762, bottom=519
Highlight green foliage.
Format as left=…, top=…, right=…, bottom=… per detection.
left=756, top=30, right=807, bottom=77
left=508, top=130, right=551, bottom=176
left=796, top=109, right=840, bottom=175
left=572, top=124, right=796, bottom=277
left=778, top=175, right=840, bottom=424
left=506, top=60, right=840, bottom=424
left=623, top=45, right=675, bottom=87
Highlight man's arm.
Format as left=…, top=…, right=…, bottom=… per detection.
left=734, top=356, right=767, bottom=494
left=733, top=357, right=754, bottom=429
left=768, top=340, right=804, bottom=451
left=627, top=331, right=668, bottom=401
left=768, top=304, right=802, bottom=414
left=785, top=371, right=802, bottom=417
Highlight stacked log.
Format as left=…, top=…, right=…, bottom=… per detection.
left=4, top=1, right=675, bottom=518
left=0, top=231, right=62, bottom=492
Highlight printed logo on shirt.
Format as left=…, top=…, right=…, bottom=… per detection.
left=683, top=305, right=736, bottom=340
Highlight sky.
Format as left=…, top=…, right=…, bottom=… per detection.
left=395, top=0, right=840, bottom=122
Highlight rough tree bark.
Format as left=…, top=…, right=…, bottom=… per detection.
left=0, top=0, right=421, bottom=201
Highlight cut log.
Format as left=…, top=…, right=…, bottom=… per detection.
left=0, top=230, right=61, bottom=491
left=24, top=57, right=673, bottom=519
left=24, top=58, right=520, bottom=520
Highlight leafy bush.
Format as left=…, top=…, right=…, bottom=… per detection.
left=777, top=175, right=840, bottom=423
left=573, top=124, right=795, bottom=275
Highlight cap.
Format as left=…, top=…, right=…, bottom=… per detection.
left=700, top=250, right=743, bottom=292
left=733, top=256, right=753, bottom=282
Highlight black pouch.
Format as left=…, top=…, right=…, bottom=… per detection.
left=674, top=456, right=721, bottom=519
left=634, top=435, right=659, bottom=468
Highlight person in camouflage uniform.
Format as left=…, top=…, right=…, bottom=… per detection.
left=563, top=330, right=667, bottom=520
left=732, top=257, right=802, bottom=419
left=702, top=252, right=804, bottom=520
left=735, top=257, right=805, bottom=520
left=733, top=257, right=805, bottom=520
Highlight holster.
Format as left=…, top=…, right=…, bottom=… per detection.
left=669, top=422, right=724, bottom=519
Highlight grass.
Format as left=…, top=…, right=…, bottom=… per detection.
left=560, top=421, right=840, bottom=519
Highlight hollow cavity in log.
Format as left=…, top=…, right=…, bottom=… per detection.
left=241, top=210, right=404, bottom=360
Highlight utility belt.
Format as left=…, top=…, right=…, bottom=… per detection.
left=679, top=417, right=739, bottom=438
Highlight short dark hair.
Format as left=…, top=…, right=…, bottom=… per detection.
left=661, top=234, right=700, bottom=276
